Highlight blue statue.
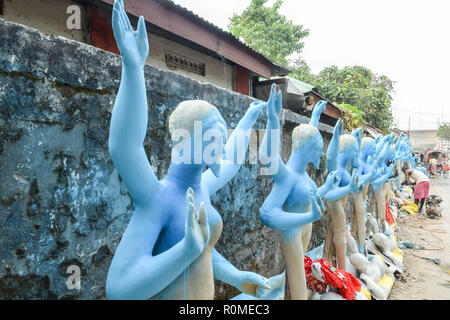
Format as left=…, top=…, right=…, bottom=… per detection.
left=371, top=135, right=396, bottom=234
left=106, top=0, right=270, bottom=300
left=322, top=120, right=360, bottom=271
left=258, top=89, right=340, bottom=299
left=350, top=135, right=378, bottom=254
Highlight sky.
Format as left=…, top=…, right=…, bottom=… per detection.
left=172, top=0, right=450, bottom=131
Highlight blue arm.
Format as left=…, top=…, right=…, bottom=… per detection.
left=327, top=119, right=343, bottom=173
left=108, top=0, right=160, bottom=206
left=309, top=100, right=327, bottom=128
left=202, top=100, right=266, bottom=195
left=318, top=170, right=340, bottom=198
left=212, top=249, right=270, bottom=294
left=323, top=184, right=353, bottom=202
left=258, top=84, right=288, bottom=181
left=260, top=183, right=321, bottom=231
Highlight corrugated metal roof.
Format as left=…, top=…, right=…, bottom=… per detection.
left=157, top=0, right=291, bottom=75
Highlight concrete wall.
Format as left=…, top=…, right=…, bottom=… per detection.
left=0, top=18, right=336, bottom=299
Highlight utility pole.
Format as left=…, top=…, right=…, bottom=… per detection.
left=408, top=116, right=410, bottom=137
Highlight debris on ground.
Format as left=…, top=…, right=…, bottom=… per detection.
left=398, top=241, right=425, bottom=250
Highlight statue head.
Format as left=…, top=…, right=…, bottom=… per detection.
left=291, top=124, right=323, bottom=169
left=361, top=137, right=376, bottom=156
left=169, top=100, right=227, bottom=177
left=339, top=134, right=359, bottom=168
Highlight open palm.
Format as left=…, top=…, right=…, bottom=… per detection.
left=112, top=0, right=149, bottom=68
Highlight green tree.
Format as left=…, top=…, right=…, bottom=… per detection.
left=289, top=58, right=317, bottom=84
left=228, top=0, right=309, bottom=66
left=340, top=104, right=364, bottom=131
left=312, top=65, right=394, bottom=133
left=438, top=122, right=450, bottom=142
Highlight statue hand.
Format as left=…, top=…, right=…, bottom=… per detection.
left=325, top=170, right=341, bottom=189
left=236, top=271, right=270, bottom=296
left=245, top=100, right=267, bottom=122
left=112, top=0, right=149, bottom=68
left=184, top=188, right=210, bottom=258
left=267, top=83, right=282, bottom=121
left=313, top=100, right=327, bottom=115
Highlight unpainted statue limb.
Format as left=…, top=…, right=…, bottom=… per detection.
left=328, top=197, right=348, bottom=271
left=202, top=100, right=266, bottom=195
left=108, top=0, right=160, bottom=206
left=279, top=229, right=307, bottom=300
left=374, top=185, right=388, bottom=233
left=351, top=191, right=366, bottom=253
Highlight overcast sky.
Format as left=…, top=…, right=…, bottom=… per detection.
left=172, top=0, right=450, bottom=131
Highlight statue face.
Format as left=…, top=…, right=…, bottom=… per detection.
left=310, top=134, right=324, bottom=169
left=199, top=112, right=227, bottom=177
left=293, top=132, right=323, bottom=170
left=171, top=110, right=227, bottom=177
left=342, top=142, right=360, bottom=168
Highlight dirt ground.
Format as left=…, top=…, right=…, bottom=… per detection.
left=389, top=176, right=450, bottom=300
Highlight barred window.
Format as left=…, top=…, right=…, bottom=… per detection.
left=165, top=52, right=205, bottom=76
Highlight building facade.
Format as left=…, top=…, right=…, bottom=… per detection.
left=0, top=0, right=290, bottom=95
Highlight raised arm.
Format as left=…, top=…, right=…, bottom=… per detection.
left=258, top=84, right=288, bottom=181
left=309, top=100, right=327, bottom=128
left=352, top=127, right=362, bottom=151
left=326, top=119, right=343, bottom=173
left=108, top=0, right=159, bottom=206
left=202, top=100, right=265, bottom=195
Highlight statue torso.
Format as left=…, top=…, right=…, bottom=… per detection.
left=284, top=170, right=315, bottom=214
left=115, top=178, right=223, bottom=300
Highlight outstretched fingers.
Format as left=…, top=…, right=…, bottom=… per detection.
left=116, top=0, right=132, bottom=32
left=112, top=4, right=125, bottom=42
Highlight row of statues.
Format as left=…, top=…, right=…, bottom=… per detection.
left=105, top=0, right=413, bottom=300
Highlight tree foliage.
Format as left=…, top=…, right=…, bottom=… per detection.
left=228, top=0, right=309, bottom=66
left=438, top=122, right=450, bottom=142
left=229, top=1, right=394, bottom=133
left=290, top=62, right=395, bottom=133
left=314, top=65, right=394, bottom=133
left=340, top=104, right=364, bottom=131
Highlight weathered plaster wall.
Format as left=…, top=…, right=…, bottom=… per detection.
left=2, top=0, right=90, bottom=43
left=1, top=0, right=235, bottom=92
left=146, top=32, right=235, bottom=91
left=0, top=19, right=333, bottom=299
